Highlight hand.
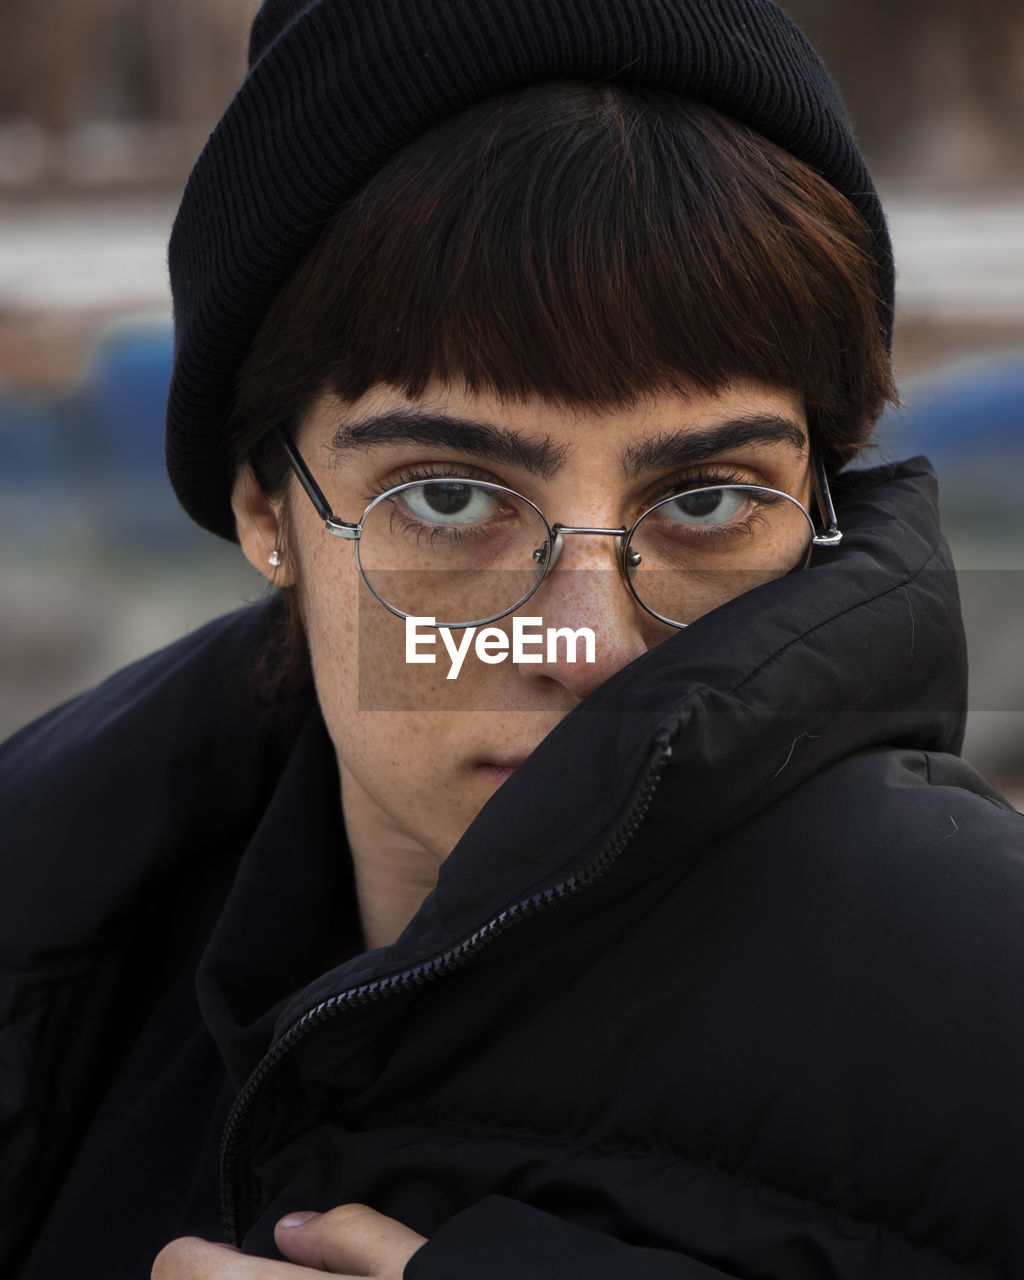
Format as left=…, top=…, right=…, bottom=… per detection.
left=152, top=1204, right=427, bottom=1278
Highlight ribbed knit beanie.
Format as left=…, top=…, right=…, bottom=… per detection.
left=167, top=0, right=893, bottom=540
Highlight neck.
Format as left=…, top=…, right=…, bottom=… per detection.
left=338, top=761, right=444, bottom=950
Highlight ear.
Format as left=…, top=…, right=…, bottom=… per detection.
left=231, top=464, right=297, bottom=586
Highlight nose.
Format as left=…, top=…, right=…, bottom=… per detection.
left=514, top=529, right=657, bottom=699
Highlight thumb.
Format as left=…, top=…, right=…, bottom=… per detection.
left=275, top=1204, right=426, bottom=1277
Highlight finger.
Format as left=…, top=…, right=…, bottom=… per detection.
left=152, top=1234, right=328, bottom=1279
left=152, top=1238, right=243, bottom=1279
left=275, top=1205, right=426, bottom=1278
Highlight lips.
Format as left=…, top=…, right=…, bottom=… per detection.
left=476, top=757, right=526, bottom=785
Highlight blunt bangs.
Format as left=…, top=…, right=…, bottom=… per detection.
left=231, top=83, right=895, bottom=478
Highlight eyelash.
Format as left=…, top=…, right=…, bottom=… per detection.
left=365, top=463, right=755, bottom=507
left=649, top=465, right=750, bottom=504
left=362, top=461, right=498, bottom=505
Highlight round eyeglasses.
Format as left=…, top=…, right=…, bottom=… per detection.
left=276, top=427, right=842, bottom=629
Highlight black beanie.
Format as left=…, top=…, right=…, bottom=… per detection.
left=167, top=0, right=893, bottom=541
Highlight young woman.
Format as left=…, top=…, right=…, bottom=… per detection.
left=3, top=1, right=1023, bottom=1278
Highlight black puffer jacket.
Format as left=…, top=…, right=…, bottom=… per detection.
left=3, top=459, right=1023, bottom=1279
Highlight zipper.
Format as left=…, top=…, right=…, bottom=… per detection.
left=221, top=723, right=676, bottom=1244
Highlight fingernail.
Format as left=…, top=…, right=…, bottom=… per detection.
left=278, top=1211, right=319, bottom=1229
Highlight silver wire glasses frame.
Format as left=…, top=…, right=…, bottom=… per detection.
left=275, top=426, right=843, bottom=629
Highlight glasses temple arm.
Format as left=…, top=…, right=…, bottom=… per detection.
left=275, top=425, right=360, bottom=538
left=812, top=456, right=843, bottom=548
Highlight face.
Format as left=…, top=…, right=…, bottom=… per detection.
left=234, top=379, right=812, bottom=871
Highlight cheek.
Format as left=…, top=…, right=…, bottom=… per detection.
left=297, top=542, right=480, bottom=796
left=303, top=587, right=504, bottom=859
left=303, top=568, right=462, bottom=715
left=302, top=540, right=518, bottom=717
left=298, top=544, right=450, bottom=761
left=298, top=541, right=362, bottom=724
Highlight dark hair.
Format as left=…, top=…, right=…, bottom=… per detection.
left=229, top=82, right=896, bottom=702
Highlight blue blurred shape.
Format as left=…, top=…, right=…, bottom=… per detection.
left=0, top=389, right=74, bottom=487
left=79, top=315, right=173, bottom=475
left=871, top=351, right=1024, bottom=538
left=876, top=351, right=1024, bottom=459
left=0, top=314, right=213, bottom=552
left=74, top=314, right=208, bottom=549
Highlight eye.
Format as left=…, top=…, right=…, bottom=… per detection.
left=399, top=480, right=501, bottom=526
left=659, top=486, right=749, bottom=527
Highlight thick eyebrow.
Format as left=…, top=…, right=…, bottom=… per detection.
left=329, top=410, right=568, bottom=478
left=622, top=414, right=808, bottom=477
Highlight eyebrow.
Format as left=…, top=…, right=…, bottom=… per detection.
left=329, top=410, right=568, bottom=477
left=621, top=414, right=808, bottom=477
left=328, top=407, right=807, bottom=478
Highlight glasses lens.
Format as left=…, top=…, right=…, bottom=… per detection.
left=357, top=479, right=551, bottom=625
left=627, top=484, right=815, bottom=626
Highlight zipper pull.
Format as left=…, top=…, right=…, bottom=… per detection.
left=651, top=725, right=675, bottom=766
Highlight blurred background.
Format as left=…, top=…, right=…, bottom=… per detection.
left=0, top=0, right=1022, bottom=804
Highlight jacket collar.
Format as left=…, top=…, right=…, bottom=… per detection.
left=258, top=458, right=965, bottom=1039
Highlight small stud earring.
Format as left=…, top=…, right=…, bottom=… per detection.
left=268, top=549, right=282, bottom=568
